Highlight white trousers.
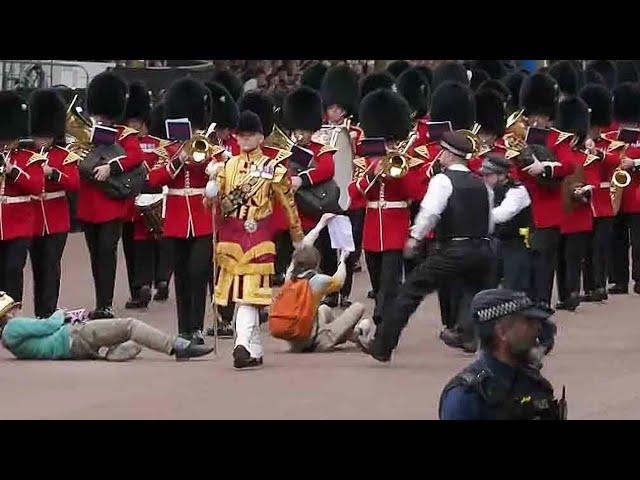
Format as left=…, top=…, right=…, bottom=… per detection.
left=234, top=304, right=263, bottom=359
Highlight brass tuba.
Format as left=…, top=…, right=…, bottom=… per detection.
left=503, top=108, right=529, bottom=151
left=65, top=95, right=93, bottom=152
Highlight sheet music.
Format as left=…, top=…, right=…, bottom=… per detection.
left=327, top=215, right=355, bottom=252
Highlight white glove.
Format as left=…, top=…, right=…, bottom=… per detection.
left=205, top=180, right=218, bottom=199
left=205, top=161, right=224, bottom=178
left=521, top=156, right=544, bottom=176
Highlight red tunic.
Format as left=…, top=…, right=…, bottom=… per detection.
left=602, top=129, right=640, bottom=214
left=560, top=149, right=593, bottom=234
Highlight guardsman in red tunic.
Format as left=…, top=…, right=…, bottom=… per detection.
left=28, top=89, right=80, bottom=318
left=147, top=77, right=224, bottom=345
left=76, top=72, right=145, bottom=320
left=554, top=98, right=595, bottom=312
left=468, top=89, right=510, bottom=175
left=0, top=91, right=45, bottom=305
left=348, top=89, right=424, bottom=326
left=282, top=87, right=339, bottom=306
left=606, top=82, right=640, bottom=295
left=579, top=83, right=620, bottom=302
left=320, top=65, right=363, bottom=307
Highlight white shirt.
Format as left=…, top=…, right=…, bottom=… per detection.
left=492, top=184, right=531, bottom=224
left=410, top=164, right=494, bottom=240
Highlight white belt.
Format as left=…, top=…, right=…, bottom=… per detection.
left=367, top=201, right=408, bottom=209
left=599, top=182, right=611, bottom=188
left=31, top=191, right=66, bottom=201
left=0, top=195, right=32, bottom=204
left=167, top=188, right=205, bottom=196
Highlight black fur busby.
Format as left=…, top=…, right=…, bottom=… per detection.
left=477, top=79, right=511, bottom=103
left=555, top=97, right=590, bottom=137
left=360, top=71, right=395, bottom=100
left=320, top=65, right=360, bottom=115
left=211, top=70, right=243, bottom=102
left=415, top=65, right=433, bottom=88
left=504, top=71, right=528, bottom=111
left=433, top=61, right=470, bottom=89
left=587, top=60, right=617, bottom=90
left=0, top=91, right=28, bottom=141
left=301, top=62, right=328, bottom=91
left=616, top=60, right=639, bottom=84
left=579, top=83, right=612, bottom=128
left=387, top=60, right=411, bottom=78
left=283, top=86, right=323, bottom=132
left=472, top=60, right=506, bottom=80
left=613, top=82, right=640, bottom=124
left=469, top=68, right=490, bottom=91
left=430, top=81, right=476, bottom=130
left=86, top=70, right=128, bottom=120
left=396, top=67, right=431, bottom=117
left=519, top=73, right=559, bottom=118
left=205, top=81, right=239, bottom=129
left=359, top=89, right=412, bottom=142
left=475, top=89, right=506, bottom=137
left=583, top=67, right=607, bottom=87
left=548, top=60, right=580, bottom=96
left=165, top=77, right=212, bottom=131
left=148, top=102, right=166, bottom=139
left=28, top=89, right=66, bottom=139
left=237, top=110, right=264, bottom=135
left=123, top=81, right=152, bottom=122
left=238, top=90, right=275, bottom=138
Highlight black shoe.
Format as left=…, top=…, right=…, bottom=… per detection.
left=191, top=330, right=205, bottom=345
left=174, top=342, right=214, bottom=361
left=364, top=335, right=392, bottom=362
left=367, top=290, right=377, bottom=299
left=89, top=307, right=114, bottom=320
left=439, top=328, right=465, bottom=349
left=272, top=273, right=285, bottom=287
left=555, top=301, right=568, bottom=311
left=580, top=291, right=599, bottom=302
left=461, top=339, right=477, bottom=354
left=609, top=284, right=629, bottom=295
left=340, top=296, right=352, bottom=308
left=206, top=322, right=234, bottom=338
left=322, top=293, right=339, bottom=308
left=125, top=286, right=152, bottom=309
left=597, top=288, right=608, bottom=301
left=233, top=345, right=263, bottom=369
left=565, top=294, right=580, bottom=312
left=153, top=281, right=169, bottom=301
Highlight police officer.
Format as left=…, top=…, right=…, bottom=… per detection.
left=439, top=289, right=566, bottom=420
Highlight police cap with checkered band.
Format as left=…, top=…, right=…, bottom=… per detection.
left=471, top=289, right=553, bottom=325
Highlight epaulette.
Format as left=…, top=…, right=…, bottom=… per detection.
left=477, top=145, right=494, bottom=157
left=505, top=149, right=521, bottom=160
left=583, top=151, right=600, bottom=167
left=407, top=156, right=425, bottom=169
left=261, top=146, right=292, bottom=165
left=61, top=148, right=82, bottom=165
left=414, top=145, right=430, bottom=160
left=605, top=139, right=626, bottom=153
left=117, top=125, right=139, bottom=140
left=26, top=150, right=47, bottom=166
left=318, top=144, right=338, bottom=156
left=353, top=157, right=367, bottom=172
left=550, top=127, right=574, bottom=146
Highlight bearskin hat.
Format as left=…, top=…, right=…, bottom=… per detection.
left=469, top=68, right=490, bottom=91
left=613, top=82, right=640, bottom=123
left=301, top=62, right=328, bottom=91
left=360, top=71, right=395, bottom=100
left=504, top=71, right=528, bottom=111
left=477, top=79, right=511, bottom=103
left=472, top=60, right=506, bottom=80
left=283, top=86, right=322, bottom=132
left=320, top=65, right=360, bottom=115
left=148, top=102, right=167, bottom=139
left=386, top=60, right=411, bottom=78
left=616, top=60, right=639, bottom=84
left=86, top=70, right=128, bottom=120
left=519, top=73, right=559, bottom=118
left=475, top=89, right=506, bottom=137
left=583, top=67, right=607, bottom=87
left=205, top=81, right=239, bottom=129
left=548, top=60, right=580, bottom=96
left=579, top=83, right=612, bottom=128
left=430, top=81, right=476, bottom=130
left=237, top=110, right=264, bottom=135
left=28, top=89, right=66, bottom=139
left=359, top=89, right=412, bottom=142
left=555, top=97, right=590, bottom=137
left=433, top=61, right=470, bottom=89
left=415, top=65, right=433, bottom=88
left=396, top=67, right=431, bottom=117
left=123, top=81, right=152, bottom=123
left=238, top=90, right=275, bottom=138
left=587, top=60, right=617, bottom=90
left=165, top=77, right=212, bottom=131
left=210, top=70, right=243, bottom=102
left=0, top=91, right=28, bottom=141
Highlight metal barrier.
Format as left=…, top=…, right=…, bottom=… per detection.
left=0, top=60, right=91, bottom=90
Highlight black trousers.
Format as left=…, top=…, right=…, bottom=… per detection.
left=377, top=240, right=494, bottom=351
left=342, top=208, right=365, bottom=298
left=171, top=235, right=212, bottom=335
left=557, top=231, right=590, bottom=302
left=316, top=227, right=337, bottom=277
left=0, top=237, right=30, bottom=303
left=121, top=221, right=136, bottom=298
left=497, top=238, right=533, bottom=294
left=29, top=233, right=68, bottom=318
left=133, top=238, right=173, bottom=290
left=583, top=217, right=613, bottom=292
left=530, top=227, right=560, bottom=306
left=611, top=212, right=640, bottom=286
left=274, top=230, right=294, bottom=277
left=83, top=220, right=122, bottom=309
left=364, top=250, right=404, bottom=325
